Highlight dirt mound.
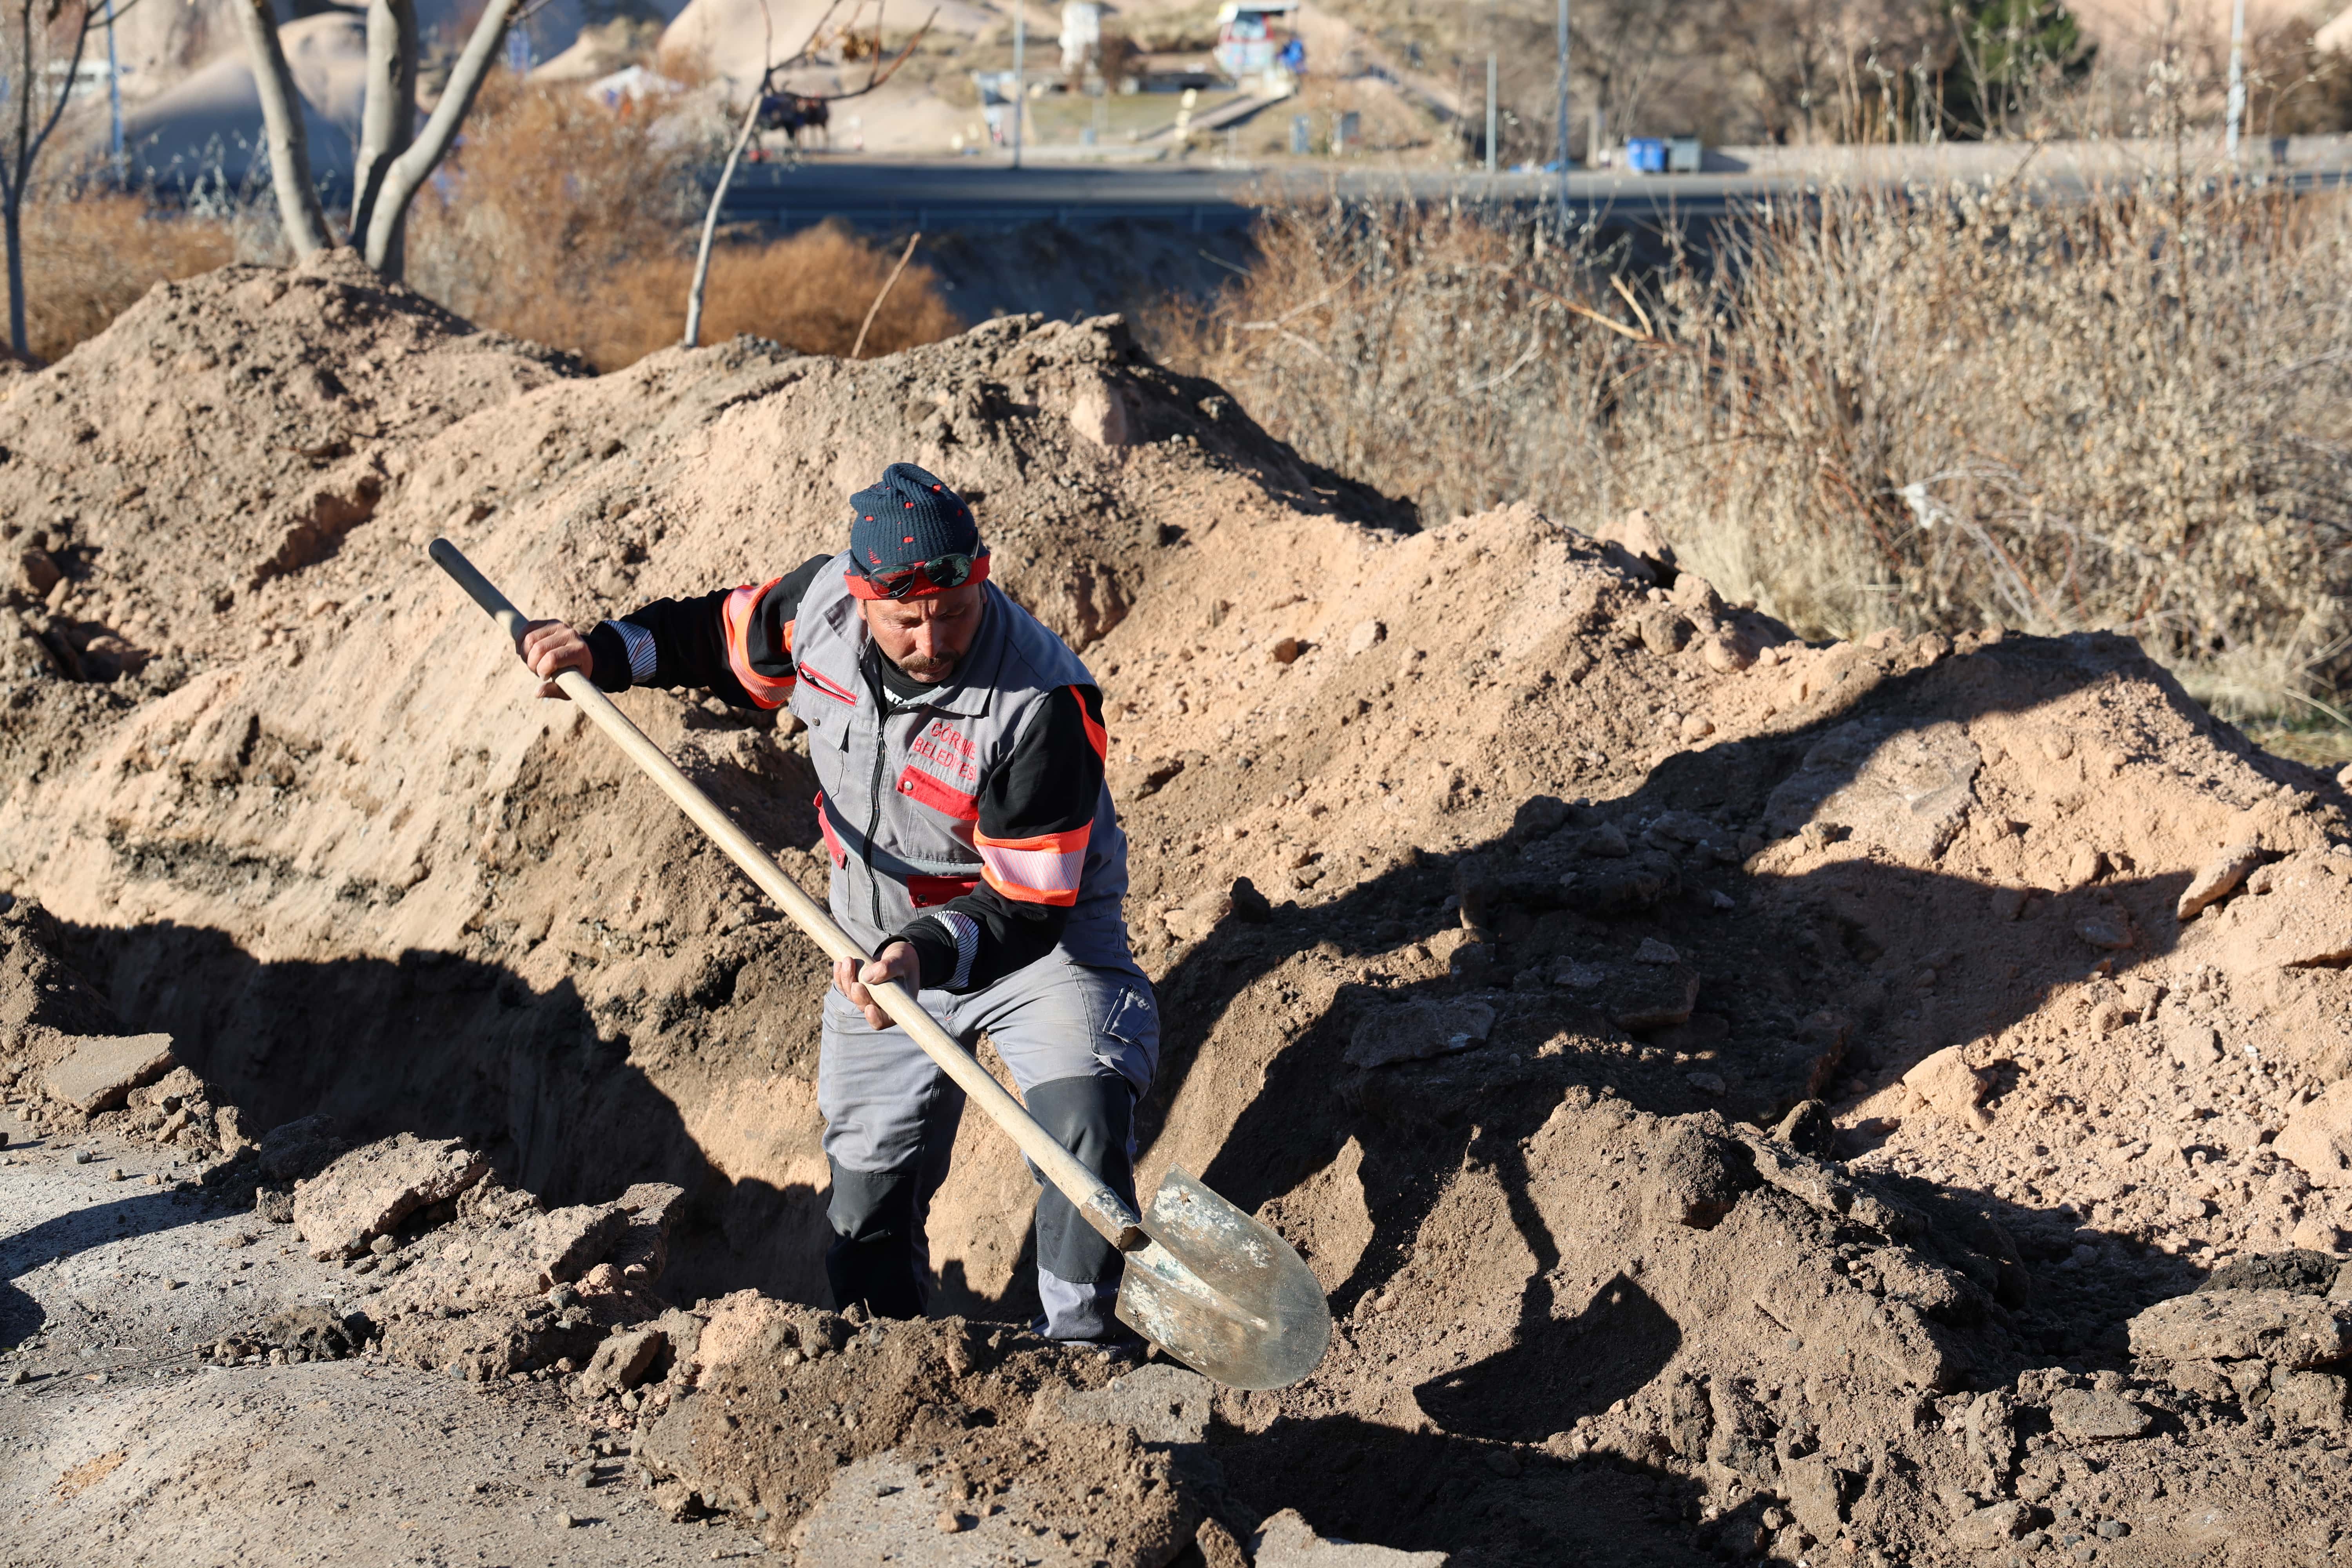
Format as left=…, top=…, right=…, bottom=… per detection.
left=624, top=1293, right=1206, bottom=1561
left=5, top=259, right=2352, bottom=1561
left=0, top=250, right=583, bottom=788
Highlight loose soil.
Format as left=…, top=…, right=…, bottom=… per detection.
left=5, top=249, right=2352, bottom=1566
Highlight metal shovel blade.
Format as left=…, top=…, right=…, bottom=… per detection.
left=1114, top=1164, right=1332, bottom=1391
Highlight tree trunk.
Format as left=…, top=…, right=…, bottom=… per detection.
left=682, top=94, right=766, bottom=349
left=365, top=0, right=515, bottom=278
left=232, top=0, right=333, bottom=257
left=349, top=0, right=417, bottom=270
left=5, top=196, right=26, bottom=360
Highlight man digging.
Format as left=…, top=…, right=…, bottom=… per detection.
left=514, top=463, right=1156, bottom=1349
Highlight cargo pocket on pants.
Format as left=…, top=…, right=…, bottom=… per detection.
left=1096, top=980, right=1160, bottom=1087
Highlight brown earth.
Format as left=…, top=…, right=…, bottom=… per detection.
left=5, top=251, right=2352, bottom=1565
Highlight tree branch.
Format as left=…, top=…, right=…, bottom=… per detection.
left=851, top=230, right=920, bottom=359
left=364, top=0, right=518, bottom=275
left=350, top=0, right=417, bottom=256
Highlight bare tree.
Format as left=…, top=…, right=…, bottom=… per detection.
left=682, top=0, right=935, bottom=347
left=230, top=0, right=330, bottom=255
left=349, top=0, right=417, bottom=270
left=236, top=0, right=523, bottom=276
left=362, top=0, right=522, bottom=274
left=0, top=0, right=141, bottom=358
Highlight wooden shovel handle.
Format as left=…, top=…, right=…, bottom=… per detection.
left=428, top=539, right=1146, bottom=1252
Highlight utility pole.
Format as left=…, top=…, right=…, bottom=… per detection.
left=1012, top=1, right=1025, bottom=170
left=105, top=0, right=124, bottom=184
left=1485, top=52, right=1497, bottom=174
left=2225, top=0, right=2247, bottom=160
left=1553, top=0, right=1568, bottom=212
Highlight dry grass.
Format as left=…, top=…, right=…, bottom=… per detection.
left=5, top=82, right=962, bottom=374
left=0, top=194, right=235, bottom=364
left=1147, top=176, right=2352, bottom=718
left=405, top=81, right=960, bottom=369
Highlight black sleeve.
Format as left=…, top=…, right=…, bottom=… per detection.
left=893, top=684, right=1108, bottom=993
left=587, top=555, right=831, bottom=707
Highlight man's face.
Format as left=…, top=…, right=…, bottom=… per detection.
left=860, top=581, right=984, bottom=682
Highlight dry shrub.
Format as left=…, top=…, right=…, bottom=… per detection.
left=402, top=78, right=704, bottom=361
left=592, top=221, right=966, bottom=367
left=1147, top=201, right=1622, bottom=515
left=1151, top=182, right=2352, bottom=717
left=404, top=80, right=960, bottom=369
left=0, top=194, right=235, bottom=364
left=1643, top=181, right=2352, bottom=719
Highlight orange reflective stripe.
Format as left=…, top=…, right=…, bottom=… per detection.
left=1071, top=684, right=1107, bottom=763
left=973, top=824, right=1089, bottom=906
left=721, top=579, right=795, bottom=710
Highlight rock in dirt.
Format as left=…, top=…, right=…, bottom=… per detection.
left=1344, top=999, right=1495, bottom=1069
left=1903, top=1045, right=1993, bottom=1132
left=2276, top=1080, right=2352, bottom=1187
left=1166, top=885, right=1235, bottom=944
left=254, top=1113, right=347, bottom=1183
left=532, top=1203, right=635, bottom=1285
left=1949, top=1500, right=2033, bottom=1550
left=611, top=1181, right=685, bottom=1284
left=1055, top=1364, right=1212, bottom=1445
left=2049, top=1388, right=2153, bottom=1441
left=1763, top=720, right=1982, bottom=862
left=1597, top=507, right=1677, bottom=579
left=1606, top=960, right=1701, bottom=1031
left=41, top=1033, right=177, bottom=1115
left=2178, top=842, right=2264, bottom=920
left=1645, top=1119, right=1759, bottom=1231
left=250, top=1303, right=367, bottom=1361
left=2214, top=851, right=2352, bottom=968
left=1779, top=1452, right=1851, bottom=1541
left=293, top=1133, right=491, bottom=1259
left=1251, top=1508, right=1448, bottom=1566
left=2129, top=1289, right=2352, bottom=1370
left=577, top=1327, right=663, bottom=1396
left=2269, top=1369, right=2350, bottom=1430
left=2196, top=1251, right=2343, bottom=1297
left=1771, top=1100, right=1839, bottom=1160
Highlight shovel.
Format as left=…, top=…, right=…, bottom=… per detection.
left=430, top=540, right=1330, bottom=1391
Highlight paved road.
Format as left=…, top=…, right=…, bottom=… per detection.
left=721, top=159, right=1820, bottom=232
left=718, top=154, right=2352, bottom=236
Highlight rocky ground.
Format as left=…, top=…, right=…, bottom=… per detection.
left=4, top=250, right=2352, bottom=1565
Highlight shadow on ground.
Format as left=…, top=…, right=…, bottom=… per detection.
left=1111, top=631, right=2286, bottom=1557
left=22, top=630, right=2313, bottom=1562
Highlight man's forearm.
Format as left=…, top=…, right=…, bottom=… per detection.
left=897, top=892, right=1069, bottom=993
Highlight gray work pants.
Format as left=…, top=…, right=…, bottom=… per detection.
left=817, top=950, right=1159, bottom=1339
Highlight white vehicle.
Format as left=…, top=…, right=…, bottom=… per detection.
left=1212, top=0, right=1298, bottom=82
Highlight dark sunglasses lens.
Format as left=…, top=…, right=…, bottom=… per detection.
left=875, top=554, right=974, bottom=599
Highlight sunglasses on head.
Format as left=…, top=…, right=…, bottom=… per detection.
left=856, top=552, right=987, bottom=601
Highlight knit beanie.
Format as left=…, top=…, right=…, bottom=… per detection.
left=846, top=463, right=984, bottom=597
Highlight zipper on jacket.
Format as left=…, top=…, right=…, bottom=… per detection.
left=861, top=649, right=891, bottom=934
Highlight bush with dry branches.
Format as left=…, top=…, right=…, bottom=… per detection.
left=399, top=81, right=960, bottom=369
left=0, top=193, right=236, bottom=364
left=1147, top=181, right=2352, bottom=717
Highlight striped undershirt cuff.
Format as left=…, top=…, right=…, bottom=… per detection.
left=606, top=620, right=658, bottom=684
left=930, top=911, right=980, bottom=990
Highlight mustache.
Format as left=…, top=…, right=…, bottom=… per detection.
left=898, top=650, right=960, bottom=677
